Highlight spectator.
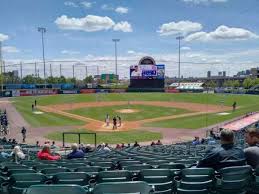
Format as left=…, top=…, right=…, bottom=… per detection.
left=37, top=144, right=61, bottom=160
left=151, top=142, right=155, bottom=146
left=133, top=141, right=140, bottom=147
left=156, top=140, right=163, bottom=145
left=85, top=144, right=92, bottom=153
left=0, top=146, right=11, bottom=159
left=121, top=143, right=125, bottom=148
left=21, top=127, right=27, bottom=143
left=197, top=129, right=245, bottom=170
left=67, top=143, right=85, bottom=159
left=11, top=146, right=25, bottom=160
left=51, top=141, right=59, bottom=149
left=2, top=137, right=7, bottom=143
left=11, top=139, right=17, bottom=145
left=192, top=137, right=200, bottom=146
left=115, top=144, right=121, bottom=150
left=244, top=127, right=259, bottom=169
left=127, top=143, right=131, bottom=148
left=36, top=141, right=40, bottom=147
left=8, top=139, right=12, bottom=144
left=104, top=143, right=111, bottom=152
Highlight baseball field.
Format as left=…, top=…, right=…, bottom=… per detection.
left=10, top=93, right=259, bottom=144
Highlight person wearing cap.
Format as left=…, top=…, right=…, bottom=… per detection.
left=244, top=127, right=259, bottom=169
left=197, top=129, right=245, bottom=170
left=67, top=143, right=85, bottom=159
left=37, top=144, right=61, bottom=160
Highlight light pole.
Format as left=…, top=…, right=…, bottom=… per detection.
left=0, top=41, right=3, bottom=94
left=112, top=39, right=120, bottom=78
left=38, top=27, right=47, bottom=84
left=176, top=36, right=184, bottom=83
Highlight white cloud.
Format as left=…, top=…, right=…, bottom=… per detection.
left=113, top=21, right=133, bottom=32
left=181, top=46, right=191, bottom=51
left=64, top=1, right=78, bottom=7
left=181, top=0, right=228, bottom=4
left=185, top=25, right=259, bottom=41
left=0, top=33, right=9, bottom=42
left=55, top=15, right=115, bottom=32
left=2, top=46, right=20, bottom=53
left=80, top=1, right=92, bottom=9
left=55, top=15, right=132, bottom=33
left=115, top=7, right=128, bottom=14
left=61, top=50, right=80, bottom=55
left=127, top=50, right=136, bottom=54
left=158, top=20, right=203, bottom=36
left=101, top=4, right=113, bottom=11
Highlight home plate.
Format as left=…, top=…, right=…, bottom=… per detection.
left=217, top=112, right=230, bottom=116
left=33, top=111, right=44, bottom=114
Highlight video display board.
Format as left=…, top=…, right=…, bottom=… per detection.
left=130, top=64, right=165, bottom=80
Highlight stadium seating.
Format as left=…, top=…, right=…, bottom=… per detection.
left=0, top=129, right=257, bottom=194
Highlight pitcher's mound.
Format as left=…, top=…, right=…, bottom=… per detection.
left=116, top=109, right=140, bottom=114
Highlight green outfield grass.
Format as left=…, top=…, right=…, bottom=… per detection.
left=13, top=93, right=259, bottom=129
left=68, top=104, right=190, bottom=121
left=14, top=100, right=85, bottom=127
left=13, top=93, right=258, bottom=107
left=46, top=129, right=162, bottom=144
left=144, top=103, right=259, bottom=129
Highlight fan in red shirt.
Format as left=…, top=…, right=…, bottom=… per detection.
left=37, top=144, right=61, bottom=160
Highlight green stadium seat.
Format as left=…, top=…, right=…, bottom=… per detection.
left=92, top=181, right=152, bottom=194
left=23, top=184, right=87, bottom=194
left=33, top=164, right=57, bottom=171
left=216, top=165, right=253, bottom=194
left=52, top=172, right=91, bottom=187
left=181, top=168, right=214, bottom=182
left=75, top=166, right=102, bottom=176
left=96, top=170, right=132, bottom=183
left=61, top=163, right=86, bottom=171
left=177, top=188, right=209, bottom=194
left=93, top=162, right=115, bottom=170
left=124, top=164, right=152, bottom=174
left=9, top=173, right=48, bottom=194
left=7, top=169, right=36, bottom=176
left=139, top=169, right=174, bottom=193
left=40, top=167, right=70, bottom=178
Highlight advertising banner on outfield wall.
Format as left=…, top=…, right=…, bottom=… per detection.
left=80, top=89, right=96, bottom=94
left=61, top=90, right=79, bottom=94
left=20, top=89, right=34, bottom=96
left=36, top=89, right=58, bottom=95
left=12, top=90, right=20, bottom=97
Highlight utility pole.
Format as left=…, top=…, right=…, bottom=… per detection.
left=0, top=41, right=3, bottom=94
left=85, top=66, right=88, bottom=78
left=3, top=61, right=5, bottom=73
left=97, top=65, right=99, bottom=75
left=73, top=65, right=75, bottom=79
left=112, top=39, right=120, bottom=77
left=38, top=27, right=47, bottom=86
left=49, top=63, right=52, bottom=77
left=20, top=62, right=23, bottom=80
left=59, top=64, right=62, bottom=77
left=176, top=35, right=184, bottom=85
left=34, top=62, right=37, bottom=76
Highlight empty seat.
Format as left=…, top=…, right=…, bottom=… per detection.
left=8, top=169, right=36, bottom=176
left=93, top=181, right=152, bottom=194
left=52, top=172, right=91, bottom=187
left=139, top=169, right=174, bottom=193
left=75, top=166, right=102, bottom=176
left=177, top=188, right=208, bottom=194
left=62, top=163, right=86, bottom=171
left=96, top=170, right=132, bottom=183
left=33, top=164, right=57, bottom=171
left=40, top=167, right=70, bottom=178
left=9, top=173, right=48, bottom=194
left=24, top=184, right=86, bottom=194
left=124, top=164, right=152, bottom=174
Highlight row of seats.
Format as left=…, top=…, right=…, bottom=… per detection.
left=1, top=165, right=259, bottom=194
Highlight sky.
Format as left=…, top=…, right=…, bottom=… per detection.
left=1, top=0, right=259, bottom=79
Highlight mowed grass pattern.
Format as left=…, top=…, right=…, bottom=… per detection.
left=13, top=93, right=259, bottom=128
left=14, top=100, right=85, bottom=127
left=46, top=129, right=162, bottom=144
left=13, top=93, right=259, bottom=106
left=68, top=104, right=190, bottom=121
left=145, top=103, right=259, bottom=129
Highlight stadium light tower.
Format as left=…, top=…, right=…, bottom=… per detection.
left=38, top=27, right=47, bottom=81
left=112, top=39, right=120, bottom=78
left=176, top=35, right=184, bottom=82
left=0, top=41, right=3, bottom=94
